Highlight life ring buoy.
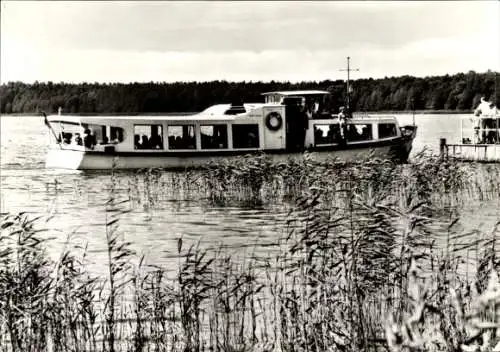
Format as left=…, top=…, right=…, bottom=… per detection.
left=265, top=112, right=283, bottom=131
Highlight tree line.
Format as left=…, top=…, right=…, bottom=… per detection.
left=1, top=70, right=498, bottom=114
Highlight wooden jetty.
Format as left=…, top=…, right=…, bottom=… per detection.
left=440, top=138, right=500, bottom=162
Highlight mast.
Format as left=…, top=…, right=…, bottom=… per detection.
left=339, top=56, right=359, bottom=114
left=495, top=70, right=498, bottom=144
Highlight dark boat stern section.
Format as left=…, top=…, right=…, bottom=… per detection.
left=392, top=125, right=418, bottom=163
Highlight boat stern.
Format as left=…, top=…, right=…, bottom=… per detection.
left=397, top=125, right=418, bottom=162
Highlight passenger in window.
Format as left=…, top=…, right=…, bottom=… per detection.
left=134, top=134, right=141, bottom=149
left=187, top=136, right=195, bottom=149
left=361, top=126, right=370, bottom=140
left=83, top=129, right=94, bottom=149
left=213, top=126, right=226, bottom=148
left=346, top=125, right=360, bottom=141
left=327, top=126, right=336, bottom=143
left=74, top=133, right=83, bottom=146
left=90, top=130, right=97, bottom=147
left=83, top=130, right=90, bottom=148
left=63, top=132, right=72, bottom=144
left=247, top=132, right=257, bottom=148
left=314, top=127, right=323, bottom=144
left=173, top=136, right=180, bottom=149
left=101, top=136, right=109, bottom=145
left=152, top=134, right=164, bottom=149
left=157, top=136, right=164, bottom=149
left=141, top=135, right=150, bottom=149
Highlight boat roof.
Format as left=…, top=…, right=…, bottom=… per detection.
left=460, top=113, right=500, bottom=120
left=199, top=103, right=265, bottom=115
left=47, top=114, right=240, bottom=123
left=261, top=90, right=330, bottom=96
left=47, top=103, right=267, bottom=123
left=48, top=113, right=399, bottom=125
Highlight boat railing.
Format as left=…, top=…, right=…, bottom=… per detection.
left=460, top=114, right=500, bottom=121
left=357, top=115, right=396, bottom=119
left=460, top=126, right=500, bottom=145
left=460, top=114, right=500, bottom=144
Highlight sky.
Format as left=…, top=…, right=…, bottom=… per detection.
left=1, top=1, right=499, bottom=83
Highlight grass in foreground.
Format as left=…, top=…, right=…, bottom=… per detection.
left=1, top=153, right=500, bottom=351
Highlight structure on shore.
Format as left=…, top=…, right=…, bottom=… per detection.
left=440, top=97, right=500, bottom=162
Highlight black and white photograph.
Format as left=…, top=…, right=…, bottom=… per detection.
left=1, top=0, right=499, bottom=351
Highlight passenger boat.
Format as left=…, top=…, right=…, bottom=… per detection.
left=43, top=89, right=417, bottom=170
left=440, top=97, right=500, bottom=162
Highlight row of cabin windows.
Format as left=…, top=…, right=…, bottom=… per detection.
left=133, top=124, right=260, bottom=150
left=59, top=122, right=397, bottom=149
left=314, top=123, right=398, bottom=145
left=56, top=123, right=125, bottom=147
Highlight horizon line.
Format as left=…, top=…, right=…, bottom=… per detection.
left=1, top=69, right=498, bottom=86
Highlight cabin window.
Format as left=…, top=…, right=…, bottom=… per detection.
left=201, top=125, right=228, bottom=149
left=232, top=124, right=260, bottom=149
left=134, top=125, right=163, bottom=149
left=79, top=123, right=102, bottom=148
left=54, top=122, right=82, bottom=145
left=94, top=125, right=124, bottom=145
left=81, top=125, right=103, bottom=145
left=378, top=123, right=398, bottom=139
left=167, top=125, right=196, bottom=150
left=346, top=124, right=373, bottom=142
left=54, top=122, right=123, bottom=148
left=111, top=127, right=125, bottom=143
left=314, top=124, right=340, bottom=145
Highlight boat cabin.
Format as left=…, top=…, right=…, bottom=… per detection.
left=46, top=90, right=404, bottom=155
left=262, top=90, right=330, bottom=104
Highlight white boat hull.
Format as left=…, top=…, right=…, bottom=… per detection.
left=45, top=142, right=409, bottom=170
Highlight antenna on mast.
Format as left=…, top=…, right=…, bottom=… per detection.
left=339, top=56, right=359, bottom=114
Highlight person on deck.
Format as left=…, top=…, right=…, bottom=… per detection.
left=338, top=107, right=347, bottom=143
left=298, top=99, right=311, bottom=151
left=313, top=99, right=320, bottom=117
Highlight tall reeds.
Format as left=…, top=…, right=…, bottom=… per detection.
left=1, top=154, right=499, bottom=351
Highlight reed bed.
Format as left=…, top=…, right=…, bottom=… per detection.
left=1, top=154, right=500, bottom=351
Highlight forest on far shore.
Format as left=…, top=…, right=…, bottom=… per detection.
left=0, top=70, right=498, bottom=114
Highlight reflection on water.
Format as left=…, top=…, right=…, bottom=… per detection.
left=1, top=114, right=499, bottom=277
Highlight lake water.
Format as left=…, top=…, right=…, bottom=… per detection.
left=1, top=114, right=499, bottom=277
